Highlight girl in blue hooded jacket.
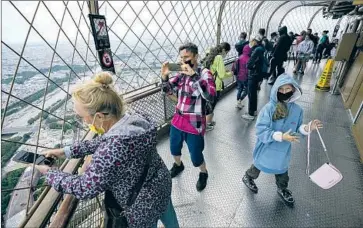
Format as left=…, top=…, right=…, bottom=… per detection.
left=242, top=74, right=322, bottom=205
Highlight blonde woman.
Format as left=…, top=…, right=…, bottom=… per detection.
left=35, top=72, right=179, bottom=228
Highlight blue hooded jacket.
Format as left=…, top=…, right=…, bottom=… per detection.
left=253, top=74, right=304, bottom=174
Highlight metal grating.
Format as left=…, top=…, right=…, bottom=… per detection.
left=99, top=1, right=221, bottom=93
left=268, top=1, right=302, bottom=34
left=1, top=1, right=95, bottom=226
left=220, top=1, right=260, bottom=58
left=251, top=1, right=284, bottom=37
left=282, top=6, right=323, bottom=34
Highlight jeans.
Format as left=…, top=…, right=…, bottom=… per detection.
left=236, top=80, right=248, bottom=101
left=246, top=164, right=289, bottom=190
left=247, top=79, right=258, bottom=116
left=151, top=200, right=179, bottom=228
left=170, top=125, right=205, bottom=167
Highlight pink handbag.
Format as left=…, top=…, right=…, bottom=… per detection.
left=306, top=122, right=343, bottom=189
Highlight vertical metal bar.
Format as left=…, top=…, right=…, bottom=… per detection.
left=216, top=1, right=227, bottom=45
left=331, top=60, right=346, bottom=95
left=88, top=0, right=99, bottom=14
left=1, top=1, right=41, bottom=130
left=278, top=5, right=303, bottom=29
left=249, top=1, right=265, bottom=38
left=353, top=102, right=363, bottom=124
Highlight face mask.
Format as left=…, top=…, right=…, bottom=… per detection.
left=277, top=91, right=294, bottom=102
left=184, top=59, right=194, bottom=68
left=88, top=114, right=105, bottom=135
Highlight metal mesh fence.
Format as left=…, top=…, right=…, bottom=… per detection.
left=2, top=1, right=95, bottom=226
left=282, top=6, right=323, bottom=35
left=251, top=1, right=284, bottom=37
left=267, top=1, right=301, bottom=34
left=99, top=1, right=221, bottom=93
left=220, top=1, right=260, bottom=59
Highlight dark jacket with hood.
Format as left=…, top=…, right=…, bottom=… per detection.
left=247, top=43, right=265, bottom=81
left=273, top=26, right=291, bottom=62
left=235, top=39, right=249, bottom=56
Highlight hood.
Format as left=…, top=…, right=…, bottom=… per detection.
left=270, top=73, right=302, bottom=104
left=242, top=44, right=252, bottom=56
left=105, top=112, right=155, bottom=138
left=278, top=26, right=288, bottom=36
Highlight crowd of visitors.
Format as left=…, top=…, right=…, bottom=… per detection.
left=33, top=25, right=329, bottom=227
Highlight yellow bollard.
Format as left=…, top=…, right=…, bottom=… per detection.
left=315, top=58, right=335, bottom=92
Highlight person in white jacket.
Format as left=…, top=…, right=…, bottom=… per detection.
left=293, top=35, right=314, bottom=75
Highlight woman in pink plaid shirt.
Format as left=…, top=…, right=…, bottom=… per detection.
left=161, top=43, right=216, bottom=192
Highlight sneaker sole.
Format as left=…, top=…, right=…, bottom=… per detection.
left=242, top=179, right=258, bottom=193
left=277, top=192, right=295, bottom=206
left=170, top=168, right=185, bottom=178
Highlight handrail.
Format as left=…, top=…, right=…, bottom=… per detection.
left=21, top=58, right=237, bottom=228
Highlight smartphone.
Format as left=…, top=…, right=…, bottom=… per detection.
left=168, top=63, right=182, bottom=71
left=13, top=150, right=55, bottom=166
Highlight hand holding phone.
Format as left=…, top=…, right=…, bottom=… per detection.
left=13, top=151, right=55, bottom=166
left=168, top=63, right=182, bottom=71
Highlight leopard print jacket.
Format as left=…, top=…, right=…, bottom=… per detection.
left=46, top=112, right=172, bottom=228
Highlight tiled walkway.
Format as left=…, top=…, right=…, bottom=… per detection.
left=157, top=60, right=363, bottom=227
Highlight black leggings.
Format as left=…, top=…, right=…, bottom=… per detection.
left=315, top=45, right=325, bottom=62
left=246, top=164, right=289, bottom=190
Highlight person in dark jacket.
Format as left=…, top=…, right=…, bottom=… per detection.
left=235, top=32, right=249, bottom=56
left=268, top=26, right=291, bottom=85
left=34, top=72, right=179, bottom=228
left=241, top=35, right=265, bottom=121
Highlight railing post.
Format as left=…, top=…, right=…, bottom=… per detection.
left=88, top=0, right=99, bottom=14
left=216, top=1, right=227, bottom=45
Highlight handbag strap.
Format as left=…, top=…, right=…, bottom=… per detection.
left=306, top=121, right=330, bottom=176
left=105, top=152, right=151, bottom=210
left=126, top=152, right=151, bottom=206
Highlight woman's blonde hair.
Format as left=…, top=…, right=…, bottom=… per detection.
left=72, top=72, right=125, bottom=119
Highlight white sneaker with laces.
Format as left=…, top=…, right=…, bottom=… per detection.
left=241, top=113, right=255, bottom=120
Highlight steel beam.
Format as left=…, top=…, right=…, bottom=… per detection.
left=266, top=1, right=289, bottom=35
left=307, top=7, right=324, bottom=29
left=216, top=0, right=227, bottom=45
left=278, top=5, right=305, bottom=29
left=249, top=1, right=265, bottom=38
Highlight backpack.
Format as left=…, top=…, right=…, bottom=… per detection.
left=233, top=58, right=240, bottom=77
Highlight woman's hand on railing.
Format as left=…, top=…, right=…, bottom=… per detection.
left=42, top=148, right=65, bottom=159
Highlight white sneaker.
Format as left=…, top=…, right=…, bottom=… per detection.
left=206, top=125, right=214, bottom=132
left=236, top=102, right=244, bottom=109
left=241, top=113, right=255, bottom=120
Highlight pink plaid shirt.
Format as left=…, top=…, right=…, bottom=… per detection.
left=162, top=68, right=216, bottom=135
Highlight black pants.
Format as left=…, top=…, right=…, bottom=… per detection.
left=245, top=164, right=289, bottom=190
left=247, top=79, right=258, bottom=116
left=314, top=45, right=324, bottom=62
left=206, top=91, right=220, bottom=115
left=269, top=58, right=285, bottom=79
